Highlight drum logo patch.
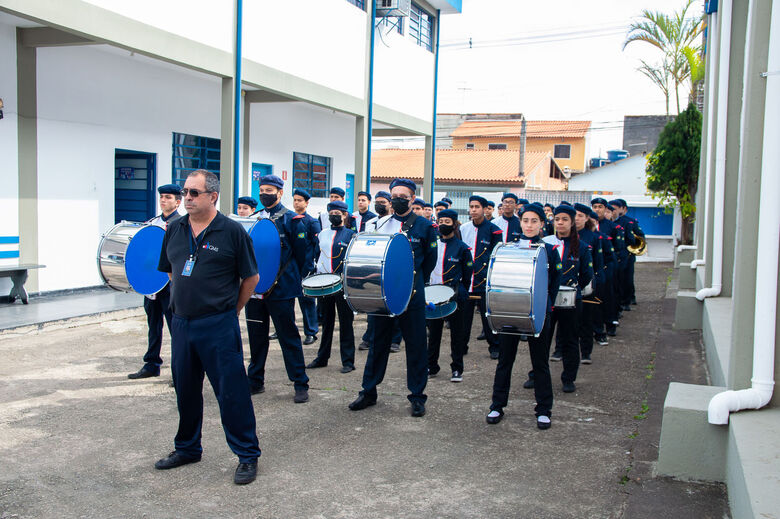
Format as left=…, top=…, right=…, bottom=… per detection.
left=366, top=240, right=376, bottom=246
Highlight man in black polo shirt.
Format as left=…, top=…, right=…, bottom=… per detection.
left=155, top=169, right=261, bottom=486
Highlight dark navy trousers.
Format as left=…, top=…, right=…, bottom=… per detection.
left=550, top=306, right=580, bottom=384
left=298, top=295, right=319, bottom=337
left=246, top=298, right=309, bottom=391
left=315, top=294, right=355, bottom=368
left=362, top=315, right=402, bottom=346
left=171, top=310, right=261, bottom=463
left=360, top=292, right=428, bottom=403
left=142, top=286, right=172, bottom=374
left=427, top=301, right=466, bottom=374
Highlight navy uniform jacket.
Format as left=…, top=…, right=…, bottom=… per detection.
left=315, top=226, right=355, bottom=275
left=579, top=228, right=604, bottom=288
left=543, top=219, right=555, bottom=237
left=616, top=214, right=637, bottom=247
left=429, top=236, right=474, bottom=302
left=460, top=218, right=503, bottom=293
left=597, top=229, right=617, bottom=282
left=545, top=235, right=594, bottom=300
left=494, top=214, right=523, bottom=243
left=353, top=210, right=377, bottom=233
left=255, top=203, right=308, bottom=301
left=599, top=218, right=627, bottom=263
left=520, top=234, right=562, bottom=313
left=299, top=212, right=321, bottom=277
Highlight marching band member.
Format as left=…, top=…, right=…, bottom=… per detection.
left=484, top=200, right=496, bottom=221
left=460, top=196, right=503, bottom=359
left=307, top=200, right=356, bottom=373
left=612, top=199, right=644, bottom=309
left=486, top=202, right=562, bottom=429
left=441, top=197, right=453, bottom=208
left=423, top=202, right=435, bottom=221
left=433, top=201, right=448, bottom=219
left=590, top=208, right=616, bottom=345
left=128, top=184, right=182, bottom=380
left=543, top=203, right=555, bottom=237
left=494, top=192, right=522, bottom=243
left=319, top=187, right=355, bottom=231
left=543, top=205, right=593, bottom=393
left=427, top=209, right=473, bottom=382
left=292, top=188, right=321, bottom=345
left=517, top=198, right=530, bottom=215
left=350, top=179, right=438, bottom=418
left=574, top=203, right=604, bottom=364
left=236, top=196, right=258, bottom=217
left=411, top=197, right=425, bottom=216
left=353, top=191, right=376, bottom=233
left=245, top=175, right=311, bottom=403
left=591, top=198, right=623, bottom=337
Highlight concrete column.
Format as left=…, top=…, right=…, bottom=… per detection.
left=728, top=0, right=772, bottom=390
left=219, top=77, right=236, bottom=215
left=701, top=12, right=721, bottom=289
left=423, top=135, right=434, bottom=199
left=693, top=17, right=715, bottom=254
left=16, top=29, right=39, bottom=292
left=354, top=116, right=368, bottom=198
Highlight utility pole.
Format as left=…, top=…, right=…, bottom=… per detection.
left=518, top=115, right=527, bottom=176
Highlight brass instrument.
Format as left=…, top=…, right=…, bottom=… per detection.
left=627, top=233, right=647, bottom=256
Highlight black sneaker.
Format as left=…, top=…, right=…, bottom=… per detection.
left=596, top=334, right=609, bottom=346
left=428, top=368, right=439, bottom=378
left=128, top=368, right=159, bottom=379
left=489, top=349, right=499, bottom=360
left=389, top=343, right=401, bottom=353
left=550, top=353, right=563, bottom=362
left=358, top=341, right=370, bottom=351
left=522, top=378, right=535, bottom=389
left=450, top=371, right=463, bottom=382
left=581, top=355, right=592, bottom=365
left=250, top=385, right=265, bottom=395
left=562, top=381, right=576, bottom=393
left=154, top=451, right=201, bottom=470
left=537, top=415, right=552, bottom=430
left=234, top=461, right=257, bottom=485
left=268, top=332, right=278, bottom=340
left=294, top=388, right=309, bottom=403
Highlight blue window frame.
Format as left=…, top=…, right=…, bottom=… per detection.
left=409, top=2, right=433, bottom=51
left=346, top=0, right=365, bottom=10
left=172, top=132, right=220, bottom=186
left=293, top=152, right=331, bottom=198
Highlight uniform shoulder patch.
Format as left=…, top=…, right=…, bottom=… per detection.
left=297, top=232, right=305, bottom=239
left=467, top=261, right=473, bottom=267
left=430, top=241, right=437, bottom=248
left=556, top=262, right=562, bottom=270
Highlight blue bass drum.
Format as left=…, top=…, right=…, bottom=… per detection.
left=97, top=222, right=169, bottom=296
left=343, top=233, right=414, bottom=316
left=246, top=218, right=282, bottom=295
left=485, top=243, right=548, bottom=336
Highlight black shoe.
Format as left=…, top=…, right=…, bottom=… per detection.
left=358, top=341, right=370, bottom=351
left=303, top=335, right=317, bottom=345
left=234, top=461, right=257, bottom=485
left=596, top=334, right=609, bottom=346
left=269, top=332, right=278, bottom=340
left=428, top=368, right=439, bottom=378
left=306, top=359, right=327, bottom=369
left=537, top=415, right=552, bottom=430
left=294, top=388, right=309, bottom=403
left=250, top=384, right=265, bottom=395
left=581, top=355, right=592, bottom=365
left=562, top=381, right=576, bottom=393
left=523, top=378, right=535, bottom=389
left=340, top=365, right=355, bottom=374
left=489, top=349, right=499, bottom=360
left=486, top=409, right=504, bottom=424
left=477, top=332, right=486, bottom=341
left=390, top=343, right=401, bottom=353
left=607, top=329, right=617, bottom=337
left=411, top=401, right=426, bottom=417
left=549, top=353, right=563, bottom=362
left=622, top=305, right=631, bottom=312
left=154, top=451, right=201, bottom=470
left=128, top=368, right=159, bottom=379
left=450, top=371, right=463, bottom=383
left=349, top=394, right=376, bottom=411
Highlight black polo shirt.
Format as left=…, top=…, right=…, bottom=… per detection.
left=158, top=212, right=258, bottom=319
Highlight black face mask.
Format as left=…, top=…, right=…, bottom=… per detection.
left=260, top=193, right=278, bottom=208
left=438, top=224, right=455, bottom=236
left=375, top=202, right=388, bottom=216
left=391, top=197, right=410, bottom=215
left=328, top=214, right=343, bottom=226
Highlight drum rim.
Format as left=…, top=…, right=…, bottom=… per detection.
left=425, top=284, right=455, bottom=305
left=249, top=218, right=283, bottom=295
left=302, top=273, right=343, bottom=289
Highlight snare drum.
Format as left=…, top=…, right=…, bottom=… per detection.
left=485, top=243, right=549, bottom=336
left=228, top=215, right=258, bottom=232
left=97, top=222, right=169, bottom=296
left=554, top=286, right=577, bottom=309
left=343, top=233, right=414, bottom=316
left=424, top=285, right=456, bottom=320
left=302, top=273, right=343, bottom=297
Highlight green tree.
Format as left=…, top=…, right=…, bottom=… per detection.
left=646, top=103, right=702, bottom=244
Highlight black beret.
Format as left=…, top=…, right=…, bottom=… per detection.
left=358, top=191, right=372, bottom=200
left=389, top=178, right=417, bottom=193
left=293, top=188, right=311, bottom=201
left=375, top=190, right=391, bottom=201
left=609, top=199, right=624, bottom=208
left=330, top=187, right=346, bottom=197
left=434, top=201, right=448, bottom=208
left=441, top=197, right=453, bottom=205
left=486, top=200, right=496, bottom=208
left=237, top=196, right=258, bottom=208
left=327, top=200, right=349, bottom=212
left=554, top=204, right=576, bottom=219
left=502, top=192, right=519, bottom=203
left=469, top=195, right=488, bottom=207
left=518, top=198, right=530, bottom=205
left=437, top=209, right=459, bottom=221
left=259, top=175, right=284, bottom=189
left=520, top=202, right=546, bottom=221
left=412, top=198, right=425, bottom=207
left=591, top=197, right=609, bottom=206
left=574, top=203, right=591, bottom=215
left=158, top=184, right=181, bottom=195
left=544, top=203, right=555, bottom=209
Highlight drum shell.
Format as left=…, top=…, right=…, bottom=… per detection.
left=228, top=215, right=258, bottom=233
left=97, top=222, right=168, bottom=296
left=554, top=286, right=577, bottom=309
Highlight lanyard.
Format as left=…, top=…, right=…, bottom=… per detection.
left=188, top=223, right=210, bottom=260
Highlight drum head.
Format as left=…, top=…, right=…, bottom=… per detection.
left=248, top=219, right=281, bottom=294
left=425, top=284, right=455, bottom=304
left=382, top=234, right=414, bottom=315
left=303, top=273, right=341, bottom=288
left=531, top=246, right=549, bottom=335
left=124, top=225, right=168, bottom=296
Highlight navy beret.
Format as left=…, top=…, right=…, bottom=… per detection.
left=412, top=198, right=425, bottom=207
left=518, top=198, right=530, bottom=205
left=554, top=204, right=576, bottom=219
left=441, top=197, right=453, bottom=205
left=469, top=195, right=488, bottom=207
left=434, top=201, right=448, bottom=208
left=502, top=193, right=519, bottom=202
left=437, top=209, right=459, bottom=221
left=574, top=203, right=591, bottom=215
left=616, top=198, right=627, bottom=207
left=591, top=197, right=609, bottom=206
left=375, top=190, right=391, bottom=201
left=423, top=202, right=433, bottom=208
left=293, top=188, right=311, bottom=201
left=357, top=191, right=371, bottom=201
left=259, top=175, right=284, bottom=189
left=486, top=200, right=496, bottom=208
left=327, top=200, right=349, bottom=212
left=605, top=203, right=616, bottom=211
left=389, top=178, right=417, bottom=193
left=544, top=203, right=555, bottom=209
left=158, top=184, right=181, bottom=195
left=330, top=187, right=345, bottom=197
left=609, top=199, right=624, bottom=208
left=237, top=196, right=258, bottom=208
left=560, top=200, right=573, bottom=206
left=520, top=202, right=546, bottom=221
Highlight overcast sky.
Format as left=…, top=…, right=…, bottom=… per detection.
left=435, top=0, right=700, bottom=157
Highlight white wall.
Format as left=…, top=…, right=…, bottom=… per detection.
left=247, top=101, right=356, bottom=216
left=35, top=45, right=221, bottom=291
left=0, top=19, right=20, bottom=268
left=243, top=0, right=366, bottom=99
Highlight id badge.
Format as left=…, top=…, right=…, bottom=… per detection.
left=182, top=258, right=195, bottom=277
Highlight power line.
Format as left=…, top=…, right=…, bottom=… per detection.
left=440, top=24, right=630, bottom=50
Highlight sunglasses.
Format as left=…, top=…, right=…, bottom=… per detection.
left=180, top=188, right=212, bottom=197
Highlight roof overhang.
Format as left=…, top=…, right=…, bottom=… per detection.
left=426, top=0, right=462, bottom=14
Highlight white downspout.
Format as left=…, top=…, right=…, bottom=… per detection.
left=696, top=2, right=730, bottom=300
left=708, top=1, right=779, bottom=424
left=690, top=11, right=720, bottom=271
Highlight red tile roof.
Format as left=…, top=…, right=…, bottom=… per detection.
left=450, top=120, right=591, bottom=139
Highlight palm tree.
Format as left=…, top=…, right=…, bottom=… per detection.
left=623, top=0, right=704, bottom=114
left=637, top=58, right=672, bottom=117
left=682, top=45, right=706, bottom=109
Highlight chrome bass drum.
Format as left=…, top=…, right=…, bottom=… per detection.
left=485, top=243, right=548, bottom=336
left=97, top=222, right=169, bottom=296
left=343, top=233, right=414, bottom=316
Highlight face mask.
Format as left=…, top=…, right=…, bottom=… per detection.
left=260, top=193, right=278, bottom=208
left=375, top=202, right=388, bottom=216
left=391, top=197, right=410, bottom=215
left=438, top=224, right=454, bottom=236
left=328, top=214, right=343, bottom=226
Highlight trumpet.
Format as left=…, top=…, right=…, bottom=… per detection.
left=627, top=233, right=647, bottom=256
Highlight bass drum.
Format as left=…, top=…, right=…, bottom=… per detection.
left=343, top=233, right=414, bottom=316
left=97, top=222, right=169, bottom=296
left=246, top=218, right=282, bottom=295
left=485, top=243, right=548, bottom=336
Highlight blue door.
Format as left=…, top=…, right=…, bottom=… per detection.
left=115, top=150, right=156, bottom=223
left=345, top=174, right=355, bottom=213
left=250, top=163, right=273, bottom=202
